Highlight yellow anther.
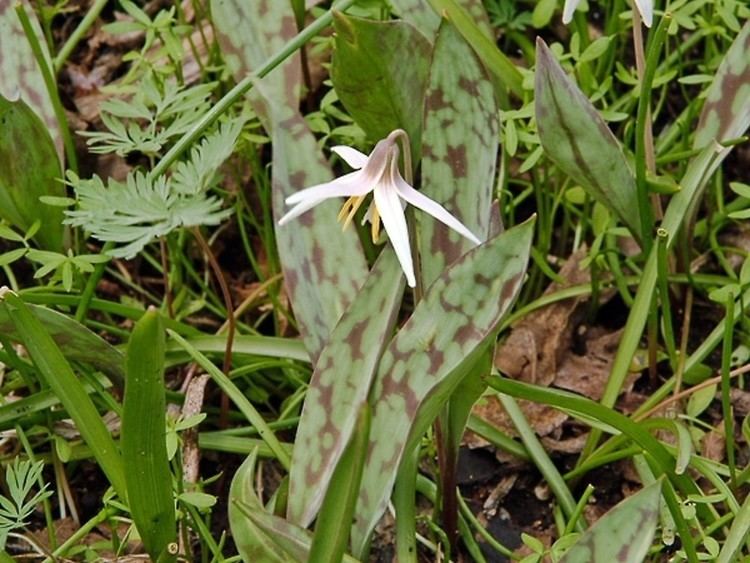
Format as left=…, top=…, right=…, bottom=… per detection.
left=337, top=195, right=366, bottom=230
left=370, top=206, right=382, bottom=243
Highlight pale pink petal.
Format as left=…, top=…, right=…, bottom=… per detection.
left=562, top=0, right=581, bottom=24
left=285, top=171, right=369, bottom=205
left=394, top=176, right=481, bottom=245
left=634, top=0, right=653, bottom=27
left=373, top=183, right=415, bottom=287
left=331, top=146, right=369, bottom=169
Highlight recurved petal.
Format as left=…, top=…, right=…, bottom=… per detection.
left=562, top=0, right=582, bottom=24
left=277, top=197, right=328, bottom=226
left=285, top=171, right=370, bottom=205
left=373, top=183, right=415, bottom=287
left=331, top=146, right=369, bottom=169
left=394, top=176, right=482, bottom=246
left=633, top=0, right=653, bottom=27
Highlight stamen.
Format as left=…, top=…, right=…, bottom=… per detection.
left=337, top=195, right=366, bottom=230
left=370, top=206, right=382, bottom=243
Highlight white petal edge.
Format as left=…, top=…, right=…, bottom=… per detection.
left=562, top=0, right=581, bottom=24
left=331, top=146, right=369, bottom=169
left=285, top=171, right=369, bottom=205
left=373, top=183, right=415, bottom=287
left=394, top=176, right=482, bottom=246
left=633, top=0, right=653, bottom=27
left=278, top=197, right=327, bottom=226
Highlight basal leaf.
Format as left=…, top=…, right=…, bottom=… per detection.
left=122, top=310, right=176, bottom=561
left=229, top=450, right=297, bottom=563
left=351, top=218, right=535, bottom=555
left=535, top=38, right=641, bottom=241
left=331, top=12, right=431, bottom=156
left=0, top=299, right=124, bottom=384
left=0, top=95, right=65, bottom=251
left=560, top=480, right=661, bottom=563
left=211, top=0, right=369, bottom=362
left=287, top=250, right=404, bottom=527
left=390, top=0, right=493, bottom=39
left=0, top=0, right=62, bottom=161
left=230, top=449, right=360, bottom=563
left=420, top=21, right=498, bottom=286
left=694, top=21, right=750, bottom=150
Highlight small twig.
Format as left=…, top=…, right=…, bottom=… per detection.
left=637, top=362, right=750, bottom=421
left=191, top=227, right=235, bottom=426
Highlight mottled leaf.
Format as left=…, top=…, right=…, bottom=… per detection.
left=694, top=21, right=750, bottom=157
left=426, top=0, right=523, bottom=97
left=351, top=218, right=535, bottom=554
left=535, top=38, right=641, bottom=240
left=560, top=480, right=661, bottom=563
left=0, top=0, right=62, bottom=161
left=390, top=0, right=493, bottom=39
left=420, top=21, right=498, bottom=286
left=0, top=299, right=124, bottom=384
left=230, top=449, right=359, bottom=563
left=0, top=95, right=65, bottom=251
left=229, top=450, right=297, bottom=563
left=331, top=12, right=431, bottom=156
left=287, top=251, right=404, bottom=526
left=211, top=0, right=369, bottom=362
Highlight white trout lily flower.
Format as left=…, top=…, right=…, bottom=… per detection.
left=563, top=0, right=652, bottom=27
left=278, top=130, right=481, bottom=288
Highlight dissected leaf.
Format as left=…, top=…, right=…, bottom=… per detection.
left=287, top=251, right=404, bottom=526
left=534, top=38, right=640, bottom=240
left=331, top=12, right=431, bottom=156
left=694, top=21, right=750, bottom=149
left=351, top=218, right=535, bottom=554
left=560, top=480, right=662, bottom=563
left=420, top=21, right=498, bottom=286
left=0, top=0, right=62, bottom=160
left=0, top=300, right=124, bottom=384
left=212, top=0, right=369, bottom=363
left=0, top=95, right=65, bottom=251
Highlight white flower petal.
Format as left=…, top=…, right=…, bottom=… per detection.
left=373, top=183, right=415, bottom=287
left=633, top=0, right=653, bottom=27
left=562, top=0, right=581, bottom=24
left=394, top=176, right=482, bottom=246
left=331, top=146, right=369, bottom=169
left=285, top=171, right=369, bottom=205
left=278, top=198, right=327, bottom=226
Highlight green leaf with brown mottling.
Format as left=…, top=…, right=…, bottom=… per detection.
left=694, top=21, right=750, bottom=151
left=560, top=480, right=662, bottom=563
left=351, top=218, right=535, bottom=555
left=0, top=0, right=62, bottom=161
left=331, top=12, right=431, bottom=156
left=287, top=250, right=404, bottom=527
left=419, top=21, right=498, bottom=287
left=230, top=449, right=360, bottom=563
left=535, top=38, right=641, bottom=241
left=0, top=95, right=65, bottom=251
left=228, top=450, right=298, bottom=563
left=211, top=0, right=369, bottom=362
left=0, top=300, right=124, bottom=384
left=391, top=0, right=493, bottom=39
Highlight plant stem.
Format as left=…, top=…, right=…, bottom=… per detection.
left=14, top=3, right=78, bottom=173
left=53, top=0, right=108, bottom=72
left=191, top=228, right=235, bottom=379
left=150, top=0, right=356, bottom=178
left=75, top=241, right=114, bottom=322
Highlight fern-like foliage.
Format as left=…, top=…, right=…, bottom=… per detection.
left=0, top=459, right=52, bottom=549
left=65, top=120, right=243, bottom=259
left=80, top=76, right=216, bottom=157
